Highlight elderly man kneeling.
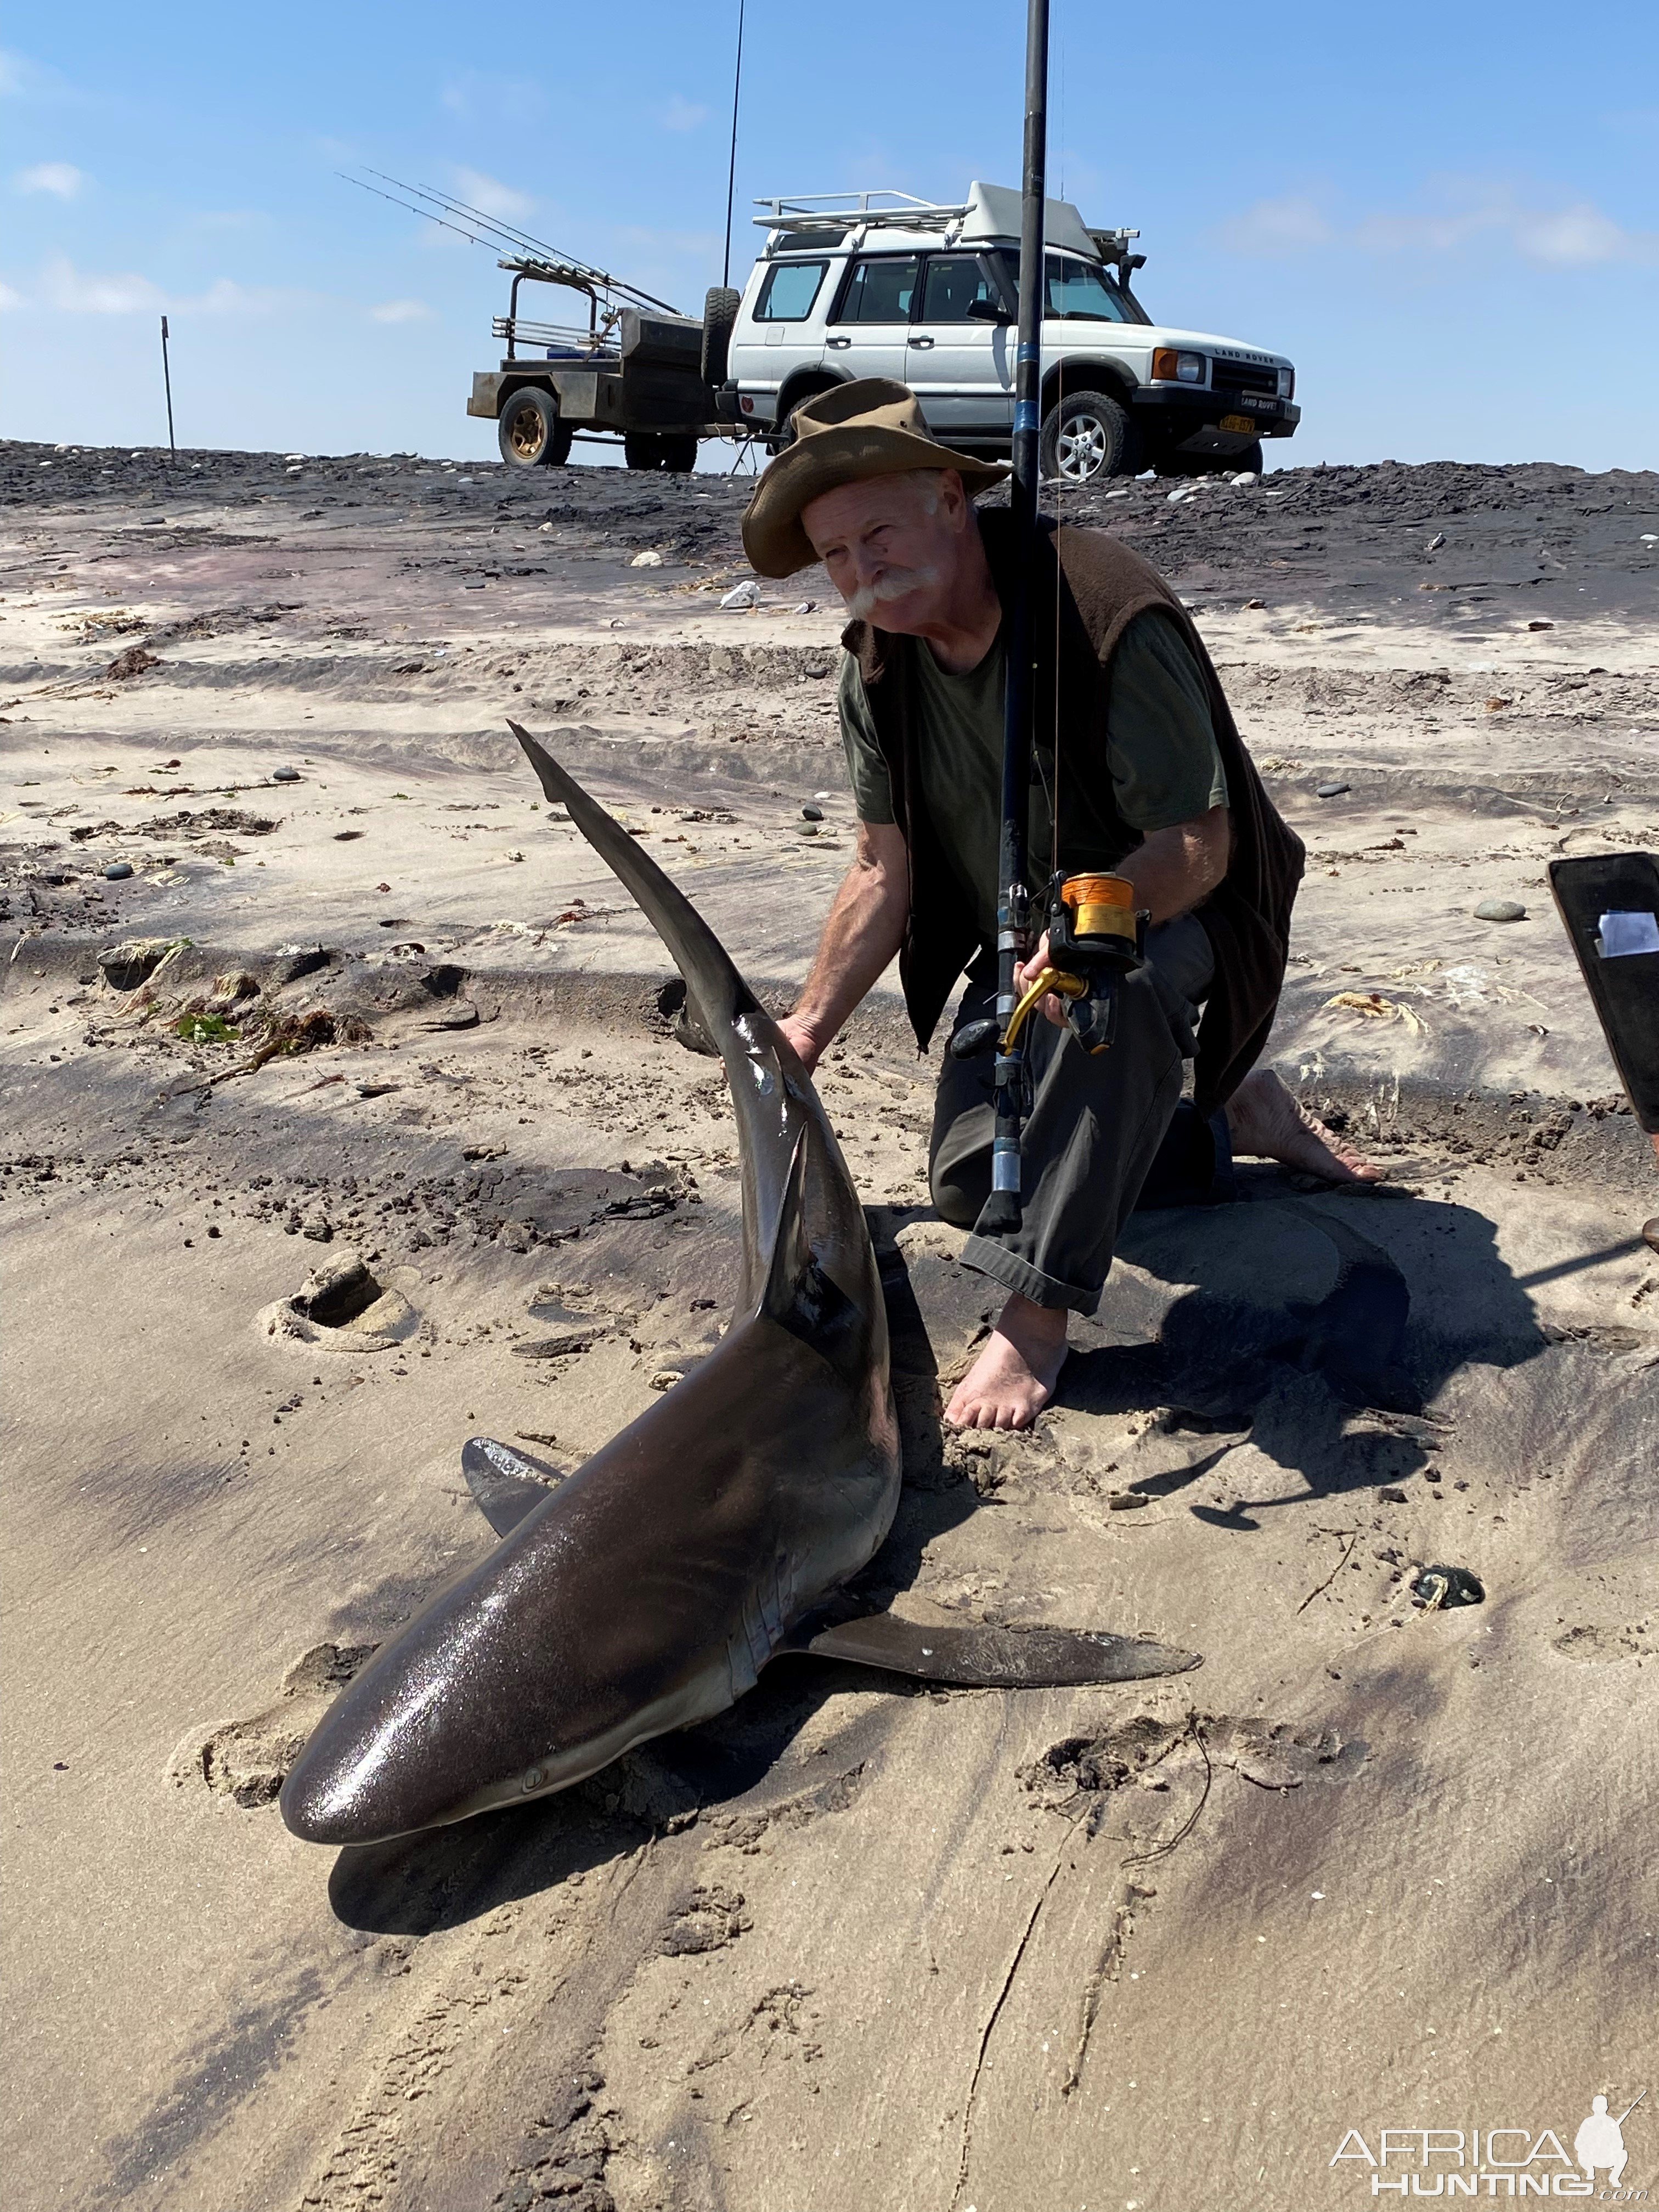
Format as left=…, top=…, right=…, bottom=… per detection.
left=741, top=380, right=1378, bottom=1431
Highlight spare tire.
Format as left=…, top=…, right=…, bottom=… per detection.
left=701, top=286, right=741, bottom=387
left=498, top=386, right=572, bottom=469
left=624, top=432, right=699, bottom=473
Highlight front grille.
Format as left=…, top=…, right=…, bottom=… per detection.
left=1211, top=358, right=1279, bottom=397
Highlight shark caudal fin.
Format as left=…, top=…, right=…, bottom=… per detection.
left=510, top=721, right=759, bottom=1046
left=784, top=1611, right=1202, bottom=1685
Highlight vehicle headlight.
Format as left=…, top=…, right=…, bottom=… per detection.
left=1277, top=366, right=1294, bottom=399
left=1152, top=348, right=1207, bottom=386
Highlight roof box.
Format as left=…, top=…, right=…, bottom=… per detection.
left=960, top=180, right=1101, bottom=260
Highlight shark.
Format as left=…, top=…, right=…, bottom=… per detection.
left=279, top=731, right=1198, bottom=1849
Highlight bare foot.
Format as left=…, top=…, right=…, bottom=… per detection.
left=1225, top=1067, right=1384, bottom=1184
left=944, top=1294, right=1070, bottom=1431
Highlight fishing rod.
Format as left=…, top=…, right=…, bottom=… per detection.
left=967, top=0, right=1146, bottom=1235
left=975, top=0, right=1051, bottom=1236
left=339, top=168, right=683, bottom=318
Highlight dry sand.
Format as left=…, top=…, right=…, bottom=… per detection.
left=3, top=440, right=1657, bottom=2212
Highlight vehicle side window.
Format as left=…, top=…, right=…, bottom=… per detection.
left=836, top=256, right=920, bottom=323
left=919, top=255, right=1001, bottom=321
left=754, top=261, right=829, bottom=322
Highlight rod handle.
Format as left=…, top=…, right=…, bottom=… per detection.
left=974, top=1190, right=1023, bottom=1235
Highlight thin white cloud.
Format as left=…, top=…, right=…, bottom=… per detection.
left=663, top=94, right=708, bottom=132
left=1220, top=182, right=1656, bottom=269
left=0, top=47, right=77, bottom=101
left=440, top=71, right=544, bottom=125
left=15, top=160, right=84, bottom=198
left=31, top=255, right=296, bottom=315
left=41, top=255, right=163, bottom=313
left=0, top=280, right=24, bottom=312
left=371, top=298, right=435, bottom=323
left=1217, top=194, right=1334, bottom=255
left=452, top=165, right=533, bottom=220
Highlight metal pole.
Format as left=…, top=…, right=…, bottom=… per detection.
left=160, top=315, right=177, bottom=461
left=979, top=0, right=1049, bottom=1236
left=721, top=0, right=746, bottom=289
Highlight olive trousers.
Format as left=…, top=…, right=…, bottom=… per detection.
left=929, top=915, right=1227, bottom=1316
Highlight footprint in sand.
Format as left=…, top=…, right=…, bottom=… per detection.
left=168, top=1643, right=377, bottom=1808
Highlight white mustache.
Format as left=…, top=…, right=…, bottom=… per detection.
left=844, top=563, right=940, bottom=620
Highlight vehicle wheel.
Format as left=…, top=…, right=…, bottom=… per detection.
left=1039, top=390, right=1141, bottom=484
left=498, top=387, right=572, bottom=469
left=764, top=384, right=834, bottom=456
left=701, top=286, right=741, bottom=387
left=624, top=432, right=699, bottom=472
left=1229, top=439, right=1265, bottom=476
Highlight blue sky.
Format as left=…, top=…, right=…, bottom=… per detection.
left=4, top=2, right=1656, bottom=469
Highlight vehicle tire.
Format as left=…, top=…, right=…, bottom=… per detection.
left=1039, top=389, right=1141, bottom=484
left=701, top=286, right=741, bottom=387
left=764, top=382, right=835, bottom=456
left=624, top=432, right=699, bottom=472
left=1228, top=439, right=1265, bottom=476
left=498, top=386, right=572, bottom=469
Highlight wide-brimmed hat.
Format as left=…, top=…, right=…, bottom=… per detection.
left=741, top=378, right=1009, bottom=578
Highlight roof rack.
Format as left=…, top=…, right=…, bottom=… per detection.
left=751, top=183, right=1136, bottom=272
left=752, top=191, right=972, bottom=241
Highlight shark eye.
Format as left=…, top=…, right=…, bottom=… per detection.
left=521, top=1767, right=545, bottom=1793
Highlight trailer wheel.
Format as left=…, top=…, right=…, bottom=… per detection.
left=701, top=287, right=741, bottom=387
left=1039, top=390, right=1141, bottom=483
left=624, top=433, right=699, bottom=473
left=498, top=387, right=572, bottom=469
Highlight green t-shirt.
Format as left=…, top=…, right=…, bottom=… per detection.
left=838, top=609, right=1228, bottom=945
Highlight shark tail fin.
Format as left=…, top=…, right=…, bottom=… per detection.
left=509, top=723, right=757, bottom=1041
left=785, top=1611, right=1202, bottom=1686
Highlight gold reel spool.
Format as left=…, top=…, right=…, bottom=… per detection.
left=1060, top=872, right=1138, bottom=945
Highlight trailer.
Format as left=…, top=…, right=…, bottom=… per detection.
left=465, top=255, right=716, bottom=473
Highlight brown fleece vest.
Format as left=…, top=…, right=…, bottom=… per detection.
left=843, top=507, right=1305, bottom=1115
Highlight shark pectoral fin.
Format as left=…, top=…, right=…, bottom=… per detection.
left=785, top=1612, right=1202, bottom=1686
left=461, top=1436, right=564, bottom=1537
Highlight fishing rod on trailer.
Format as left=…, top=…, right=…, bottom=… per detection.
left=952, top=0, right=1146, bottom=1235
left=338, top=168, right=684, bottom=318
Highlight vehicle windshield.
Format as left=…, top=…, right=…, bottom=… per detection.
left=998, top=251, right=1147, bottom=326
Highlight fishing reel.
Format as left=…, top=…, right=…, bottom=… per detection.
left=951, top=872, right=1146, bottom=1062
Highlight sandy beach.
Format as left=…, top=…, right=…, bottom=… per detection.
left=3, top=439, right=1656, bottom=2212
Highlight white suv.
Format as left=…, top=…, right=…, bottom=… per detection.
left=716, top=181, right=1299, bottom=481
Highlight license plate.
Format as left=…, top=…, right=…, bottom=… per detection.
left=1220, top=413, right=1257, bottom=433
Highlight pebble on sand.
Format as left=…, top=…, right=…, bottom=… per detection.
left=1316, top=781, right=1351, bottom=799
left=630, top=550, right=663, bottom=568
left=801, top=804, right=823, bottom=822
left=1473, top=899, right=1527, bottom=922
left=102, top=861, right=134, bottom=881
left=272, top=765, right=301, bottom=783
